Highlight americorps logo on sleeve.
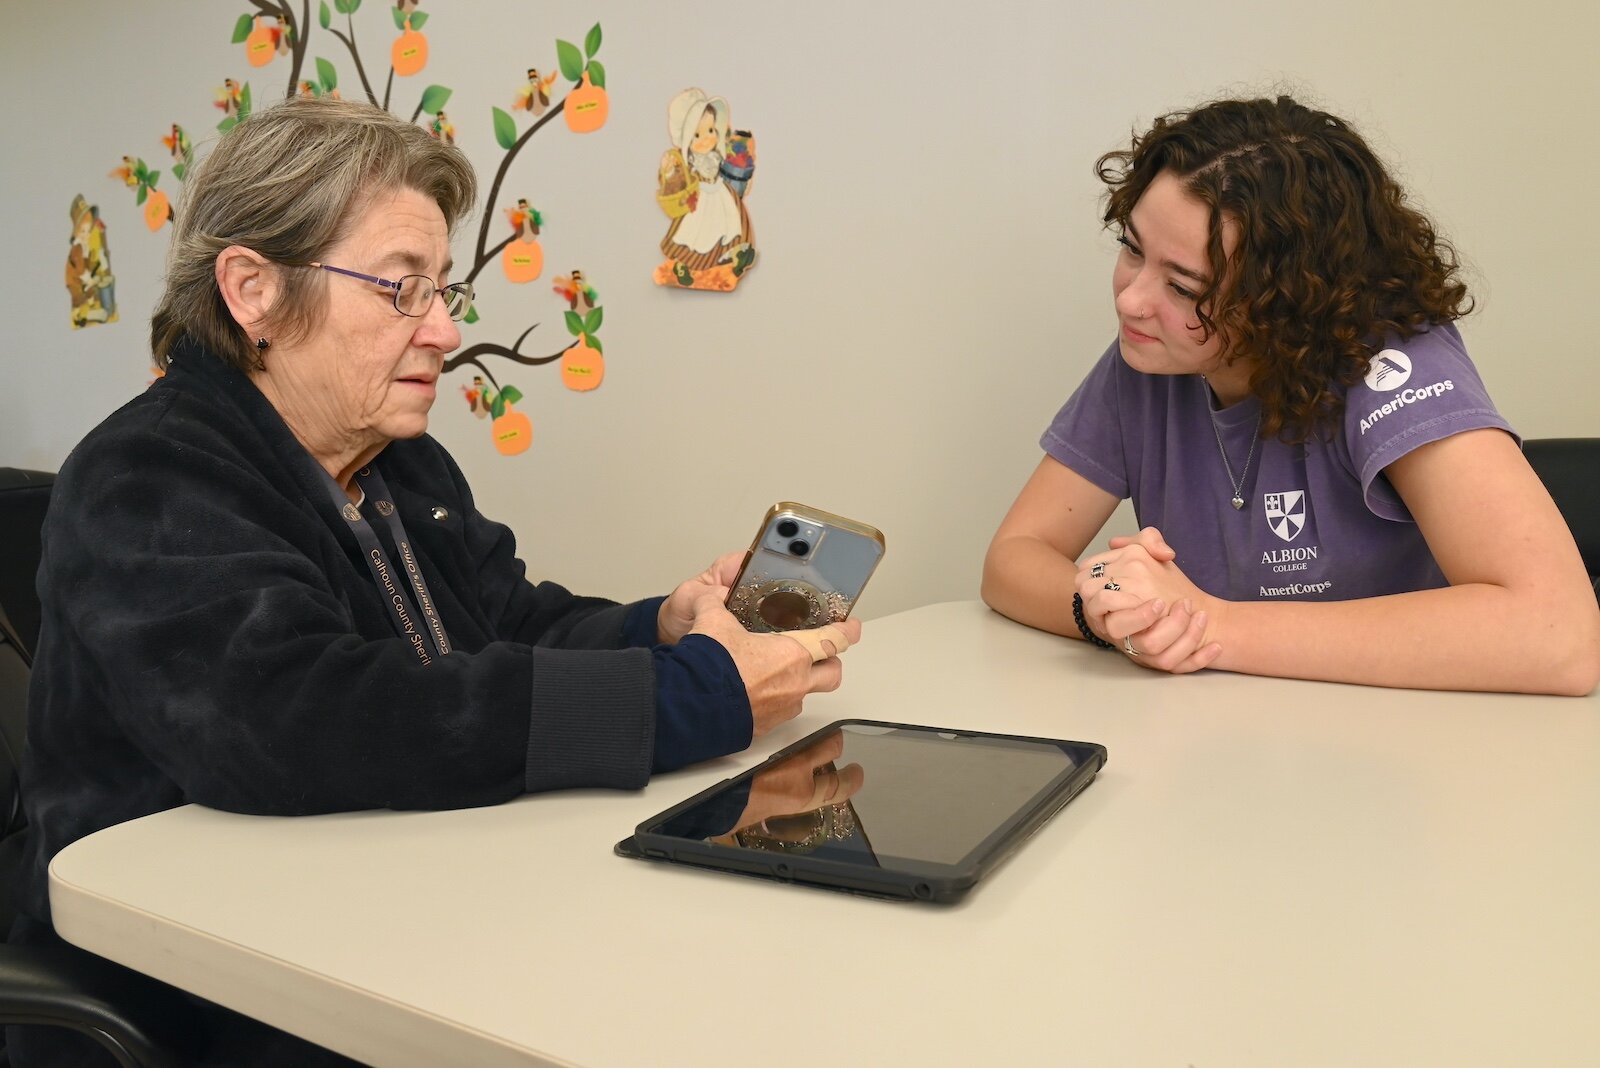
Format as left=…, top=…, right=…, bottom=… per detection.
left=1357, top=347, right=1455, bottom=435
left=1364, top=349, right=1412, bottom=390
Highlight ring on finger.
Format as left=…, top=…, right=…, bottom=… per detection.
left=1123, top=635, right=1140, bottom=657
left=1090, top=562, right=1107, bottom=579
left=1104, top=580, right=1121, bottom=592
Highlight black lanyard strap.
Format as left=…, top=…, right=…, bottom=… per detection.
left=352, top=465, right=452, bottom=657
left=314, top=461, right=452, bottom=665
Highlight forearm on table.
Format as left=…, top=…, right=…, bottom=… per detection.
left=1211, top=584, right=1600, bottom=696
left=981, top=536, right=1085, bottom=639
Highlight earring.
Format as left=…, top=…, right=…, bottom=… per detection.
left=256, top=337, right=270, bottom=351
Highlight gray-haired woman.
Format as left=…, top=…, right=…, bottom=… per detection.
left=10, top=97, right=857, bottom=1066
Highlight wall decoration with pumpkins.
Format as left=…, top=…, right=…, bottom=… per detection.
left=89, top=1, right=612, bottom=458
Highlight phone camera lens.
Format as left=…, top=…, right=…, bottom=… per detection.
left=776, top=519, right=799, bottom=538
left=788, top=539, right=810, bottom=556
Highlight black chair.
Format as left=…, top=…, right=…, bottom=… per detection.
left=1522, top=439, right=1599, bottom=594
left=0, top=471, right=53, bottom=664
left=0, top=476, right=189, bottom=1067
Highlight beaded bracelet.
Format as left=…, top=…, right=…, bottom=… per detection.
left=1072, top=592, right=1115, bottom=649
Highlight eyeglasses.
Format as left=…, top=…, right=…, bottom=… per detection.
left=309, top=262, right=474, bottom=321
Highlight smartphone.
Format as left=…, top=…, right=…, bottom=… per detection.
left=726, top=502, right=885, bottom=632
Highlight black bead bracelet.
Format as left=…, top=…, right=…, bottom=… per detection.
left=1072, top=592, right=1115, bottom=649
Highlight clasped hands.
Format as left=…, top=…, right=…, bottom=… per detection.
left=1075, top=527, right=1224, bottom=674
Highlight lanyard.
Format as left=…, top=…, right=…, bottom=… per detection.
left=315, top=462, right=452, bottom=665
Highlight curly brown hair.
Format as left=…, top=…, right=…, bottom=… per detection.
left=1096, top=96, right=1472, bottom=443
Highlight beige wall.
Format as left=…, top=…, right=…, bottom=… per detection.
left=4, top=1, right=1596, bottom=618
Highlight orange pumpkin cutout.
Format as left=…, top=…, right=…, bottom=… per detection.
left=564, top=72, right=609, bottom=134
left=392, top=20, right=428, bottom=77
left=245, top=18, right=276, bottom=67
left=143, top=190, right=171, bottom=231
left=561, top=337, right=605, bottom=392
left=492, top=406, right=533, bottom=455
left=501, top=239, right=543, bottom=283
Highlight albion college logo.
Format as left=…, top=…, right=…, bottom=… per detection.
left=1264, top=491, right=1306, bottom=542
left=1260, top=489, right=1321, bottom=583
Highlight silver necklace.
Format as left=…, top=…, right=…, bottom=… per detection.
left=1204, top=389, right=1261, bottom=510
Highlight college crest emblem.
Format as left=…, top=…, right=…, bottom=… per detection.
left=1264, top=491, right=1306, bottom=542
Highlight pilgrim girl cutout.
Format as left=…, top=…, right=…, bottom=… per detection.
left=654, top=88, right=756, bottom=291
left=66, top=194, right=117, bottom=328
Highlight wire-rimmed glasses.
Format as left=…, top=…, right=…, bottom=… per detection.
left=309, top=262, right=474, bottom=321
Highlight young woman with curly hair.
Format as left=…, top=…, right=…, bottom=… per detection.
left=982, top=96, right=1599, bottom=695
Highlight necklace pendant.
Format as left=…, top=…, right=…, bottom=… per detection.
left=1231, top=495, right=1245, bottom=510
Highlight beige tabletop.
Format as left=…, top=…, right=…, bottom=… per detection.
left=50, top=601, right=1600, bottom=1067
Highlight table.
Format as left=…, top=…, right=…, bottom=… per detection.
left=49, top=601, right=1600, bottom=1067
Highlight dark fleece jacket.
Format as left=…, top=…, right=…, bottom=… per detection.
left=16, top=340, right=663, bottom=931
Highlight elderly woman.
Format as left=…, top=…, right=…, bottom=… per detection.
left=11, top=97, right=857, bottom=1066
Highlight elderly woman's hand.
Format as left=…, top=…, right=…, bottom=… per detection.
left=686, top=591, right=861, bottom=736
left=657, top=551, right=746, bottom=644
left=1077, top=527, right=1226, bottom=674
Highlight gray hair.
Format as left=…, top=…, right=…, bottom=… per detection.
left=151, top=96, right=477, bottom=372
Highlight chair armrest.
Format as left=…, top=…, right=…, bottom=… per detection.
left=0, top=943, right=192, bottom=1068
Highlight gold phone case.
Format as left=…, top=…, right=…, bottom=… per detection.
left=726, top=503, right=886, bottom=632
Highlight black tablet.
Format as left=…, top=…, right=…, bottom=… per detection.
left=618, top=719, right=1107, bottom=904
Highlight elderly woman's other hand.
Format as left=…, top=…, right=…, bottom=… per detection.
left=686, top=592, right=861, bottom=736
left=656, top=550, right=745, bottom=644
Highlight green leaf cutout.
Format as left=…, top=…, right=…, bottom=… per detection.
left=316, top=58, right=337, bottom=91
left=319, top=1, right=331, bottom=29
left=463, top=304, right=480, bottom=324
left=498, top=384, right=524, bottom=406
left=239, top=82, right=253, bottom=118
left=408, top=11, right=428, bottom=30
left=231, top=13, right=254, bottom=43
left=419, top=84, right=451, bottom=114
left=491, top=107, right=516, bottom=151
left=136, top=186, right=148, bottom=206
left=585, top=23, right=602, bottom=58
left=586, top=335, right=602, bottom=355
left=488, top=394, right=506, bottom=420
left=172, top=162, right=187, bottom=182
left=333, top=0, right=351, bottom=13
left=555, top=39, right=583, bottom=83
left=217, top=116, right=239, bottom=134
left=147, top=170, right=160, bottom=189
left=391, top=5, right=405, bottom=29
left=564, top=311, right=586, bottom=336
left=586, top=60, right=605, bottom=89
left=347, top=0, right=362, bottom=12
left=583, top=307, right=603, bottom=334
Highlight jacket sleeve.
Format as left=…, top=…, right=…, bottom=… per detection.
left=45, top=422, right=653, bottom=816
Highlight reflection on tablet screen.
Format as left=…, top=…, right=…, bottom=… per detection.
left=651, top=723, right=1086, bottom=870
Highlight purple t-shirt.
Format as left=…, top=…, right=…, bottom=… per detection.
left=1041, top=322, right=1514, bottom=602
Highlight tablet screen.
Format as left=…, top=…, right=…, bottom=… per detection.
left=641, top=722, right=1102, bottom=872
